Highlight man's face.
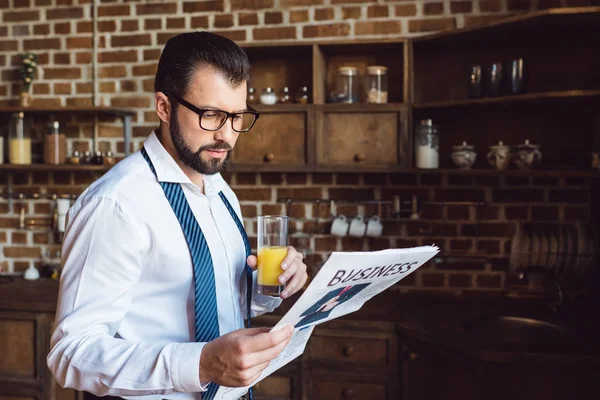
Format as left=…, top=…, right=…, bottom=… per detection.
left=170, top=67, right=247, bottom=175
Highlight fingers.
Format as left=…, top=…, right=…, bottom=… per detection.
left=235, top=327, right=271, bottom=337
left=280, top=246, right=302, bottom=271
left=281, top=265, right=307, bottom=298
left=246, top=255, right=257, bottom=270
left=241, top=325, right=293, bottom=353
left=238, top=330, right=292, bottom=370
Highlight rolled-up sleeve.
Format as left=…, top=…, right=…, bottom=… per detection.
left=47, top=196, right=205, bottom=396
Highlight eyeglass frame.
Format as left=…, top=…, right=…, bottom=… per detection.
left=161, top=91, right=260, bottom=133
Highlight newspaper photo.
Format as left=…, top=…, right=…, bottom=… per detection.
left=215, top=245, right=440, bottom=400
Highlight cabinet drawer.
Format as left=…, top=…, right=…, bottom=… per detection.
left=308, top=334, right=389, bottom=366
left=311, top=378, right=387, bottom=400
left=317, top=111, right=399, bottom=165
left=0, top=315, right=38, bottom=379
left=232, top=112, right=307, bottom=165
left=253, top=375, right=292, bottom=399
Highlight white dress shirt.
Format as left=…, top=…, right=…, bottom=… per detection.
left=47, top=131, right=282, bottom=400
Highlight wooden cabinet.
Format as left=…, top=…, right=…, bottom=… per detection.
left=309, top=374, right=389, bottom=400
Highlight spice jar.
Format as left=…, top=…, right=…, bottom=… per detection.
left=365, top=65, right=388, bottom=104
left=83, top=151, right=92, bottom=165
left=247, top=87, right=257, bottom=104
left=414, top=119, right=439, bottom=169
left=279, top=87, right=291, bottom=104
left=295, top=86, right=309, bottom=104
left=336, top=66, right=359, bottom=103
left=260, top=87, right=277, bottom=105
left=92, top=151, right=104, bottom=165
left=103, top=151, right=115, bottom=166
left=44, top=121, right=67, bottom=164
left=68, top=150, right=81, bottom=165
left=9, top=112, right=31, bottom=165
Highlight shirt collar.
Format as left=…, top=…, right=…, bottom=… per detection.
left=142, top=130, right=227, bottom=196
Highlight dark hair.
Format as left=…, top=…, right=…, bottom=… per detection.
left=154, top=31, right=250, bottom=98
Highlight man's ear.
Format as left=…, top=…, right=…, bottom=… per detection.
left=155, top=91, right=171, bottom=125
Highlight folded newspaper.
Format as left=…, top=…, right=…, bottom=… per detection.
left=216, top=245, right=440, bottom=400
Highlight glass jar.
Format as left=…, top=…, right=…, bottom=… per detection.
left=247, top=87, right=257, bottom=104
left=365, top=65, right=388, bottom=104
left=279, top=87, right=291, bottom=104
left=295, top=86, right=309, bottom=104
left=9, top=112, right=31, bottom=165
left=414, top=119, right=439, bottom=169
left=336, top=66, right=359, bottom=103
left=260, top=87, right=277, bottom=105
left=44, top=121, right=67, bottom=165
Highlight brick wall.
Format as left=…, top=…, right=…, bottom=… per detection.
left=0, top=0, right=595, bottom=294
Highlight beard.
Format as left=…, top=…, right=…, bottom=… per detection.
left=169, top=111, right=232, bottom=175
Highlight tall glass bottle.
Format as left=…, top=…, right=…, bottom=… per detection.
left=9, top=112, right=31, bottom=165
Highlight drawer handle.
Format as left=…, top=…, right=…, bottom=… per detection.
left=353, top=153, right=365, bottom=162
left=342, top=345, right=354, bottom=356
left=263, top=152, right=275, bottom=163
left=341, top=388, right=354, bottom=398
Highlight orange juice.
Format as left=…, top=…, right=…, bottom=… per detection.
left=257, top=246, right=287, bottom=287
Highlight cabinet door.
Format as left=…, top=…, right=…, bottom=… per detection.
left=316, top=107, right=406, bottom=167
left=252, top=374, right=295, bottom=400
left=400, top=340, right=480, bottom=400
left=0, top=312, right=45, bottom=384
left=231, top=107, right=311, bottom=166
left=310, top=373, right=388, bottom=400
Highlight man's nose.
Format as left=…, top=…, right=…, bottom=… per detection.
left=214, top=117, right=236, bottom=142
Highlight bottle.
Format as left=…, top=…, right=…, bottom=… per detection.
left=247, top=87, right=257, bottom=104
left=336, top=66, right=359, bottom=103
left=260, top=87, right=277, bottom=105
left=295, top=86, right=309, bottom=104
left=69, top=150, right=81, bottom=165
left=44, top=121, right=67, bottom=164
left=414, top=119, right=439, bottom=169
left=9, top=112, right=32, bottom=165
left=278, top=87, right=291, bottom=104
left=103, top=151, right=115, bottom=166
left=365, top=65, right=388, bottom=104
left=83, top=151, right=92, bottom=165
left=92, top=151, right=104, bottom=165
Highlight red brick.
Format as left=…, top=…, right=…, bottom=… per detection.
left=505, top=205, right=529, bottom=220
left=424, top=2, right=444, bottom=15
left=67, top=37, right=92, bottom=49
left=355, top=20, right=402, bottom=35
left=43, top=67, right=81, bottom=79
left=54, top=82, right=72, bottom=95
left=33, top=233, right=49, bottom=244
left=492, top=189, right=543, bottom=203
left=303, top=23, right=350, bottom=38
left=367, top=5, right=388, bottom=18
left=450, top=239, right=472, bottom=252
left=12, top=0, right=29, bottom=7
left=254, top=27, right=295, bottom=41
left=121, top=20, right=139, bottom=32
left=99, top=81, right=116, bottom=93
left=236, top=173, right=257, bottom=185
left=451, top=0, right=472, bottom=13
left=342, top=6, right=361, bottom=19
left=99, top=50, right=138, bottom=63
left=132, top=63, right=158, bottom=76
left=549, top=189, right=588, bottom=204
left=341, top=237, right=364, bottom=251
left=76, top=21, right=91, bottom=33
left=98, top=5, right=130, bottom=17
left=213, top=30, right=246, bottom=42
left=312, top=173, right=333, bottom=184
left=290, top=10, right=309, bottom=22
left=479, top=0, right=502, bottom=11
left=280, top=0, right=320, bottom=6
left=11, top=232, right=27, bottom=244
left=12, top=24, right=30, bottom=36
left=315, top=237, right=337, bottom=252
left=329, top=188, right=374, bottom=201
left=0, top=40, right=18, bottom=51
left=435, top=188, right=484, bottom=203
left=408, top=18, right=456, bottom=33
left=167, top=17, right=185, bottom=29
left=136, top=2, right=177, bottom=15
left=447, top=174, right=473, bottom=185
left=260, top=173, right=283, bottom=185
left=261, top=204, right=283, bottom=216
left=34, top=24, right=51, bottom=35
left=4, top=246, right=41, bottom=258
left=507, top=0, right=531, bottom=10
left=3, top=10, right=39, bottom=22
left=447, top=205, right=469, bottom=220
left=449, top=274, right=472, bottom=288
left=421, top=203, right=443, bottom=220
left=144, top=18, right=161, bottom=30
left=464, top=15, right=510, bottom=28
left=77, top=82, right=93, bottom=93
left=47, top=7, right=83, bottom=19
left=239, top=12, right=258, bottom=25
left=286, top=203, right=305, bottom=218
left=76, top=52, right=92, bottom=64
left=395, top=4, right=417, bottom=16
left=111, top=34, right=151, bottom=47
left=191, top=16, right=209, bottom=28
left=286, top=173, right=307, bottom=185
left=241, top=205, right=257, bottom=218
left=331, top=0, right=372, bottom=3
left=315, top=7, right=335, bottom=20
left=183, top=0, right=224, bottom=12
left=531, top=206, right=558, bottom=221
left=477, top=240, right=501, bottom=255
left=24, top=38, right=61, bottom=50
left=33, top=82, right=50, bottom=94
left=235, top=188, right=273, bottom=201
left=99, top=65, right=126, bottom=78
left=214, top=14, right=234, bottom=27
left=477, top=274, right=502, bottom=289
left=563, top=206, right=589, bottom=221
left=476, top=206, right=500, bottom=221
left=278, top=188, right=321, bottom=200
left=422, top=272, right=444, bottom=287
left=111, top=96, right=151, bottom=108
left=98, top=20, right=116, bottom=32
left=143, top=49, right=161, bottom=61
left=265, top=11, right=283, bottom=24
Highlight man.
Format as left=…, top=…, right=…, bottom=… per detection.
left=47, top=31, right=308, bottom=400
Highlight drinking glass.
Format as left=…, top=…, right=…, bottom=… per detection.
left=257, top=215, right=289, bottom=296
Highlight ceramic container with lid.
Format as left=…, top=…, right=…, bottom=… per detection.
left=260, top=87, right=277, bottom=105
left=451, top=141, right=477, bottom=169
left=487, top=141, right=511, bottom=170
left=512, top=139, right=542, bottom=170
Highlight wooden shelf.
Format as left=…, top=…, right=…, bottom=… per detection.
left=413, top=90, right=600, bottom=109
left=413, top=168, right=600, bottom=177
left=252, top=104, right=312, bottom=113
left=0, top=106, right=135, bottom=117
left=0, top=164, right=111, bottom=172
left=252, top=103, right=406, bottom=112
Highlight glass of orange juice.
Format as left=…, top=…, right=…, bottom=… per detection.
left=257, top=215, right=289, bottom=296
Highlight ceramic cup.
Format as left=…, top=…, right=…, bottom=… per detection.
left=330, top=215, right=350, bottom=237
left=348, top=215, right=367, bottom=237
left=366, top=216, right=383, bottom=237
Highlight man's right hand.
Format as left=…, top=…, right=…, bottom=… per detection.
left=199, top=325, right=294, bottom=387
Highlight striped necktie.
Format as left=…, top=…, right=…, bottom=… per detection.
left=141, top=147, right=253, bottom=400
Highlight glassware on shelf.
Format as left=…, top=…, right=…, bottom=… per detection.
left=9, top=112, right=31, bottom=165
left=279, top=87, right=291, bottom=104
left=335, top=66, right=359, bottom=103
left=365, top=65, right=388, bottom=104
left=68, top=150, right=81, bottom=165
left=260, top=87, right=277, bottom=105
left=295, top=86, right=309, bottom=104
left=103, top=151, right=115, bottom=166
left=44, top=121, right=67, bottom=165
left=414, top=119, right=439, bottom=169
left=247, top=87, right=258, bottom=104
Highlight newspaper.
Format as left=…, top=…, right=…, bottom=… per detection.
left=215, top=245, right=440, bottom=400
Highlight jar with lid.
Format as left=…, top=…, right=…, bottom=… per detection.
left=103, top=151, right=115, bottom=166
left=247, top=87, right=258, bottom=104
left=414, top=119, right=439, bottom=169
left=44, top=121, right=67, bottom=164
left=365, top=65, right=388, bottom=104
left=295, top=86, right=309, bottom=104
left=336, top=66, right=359, bottom=103
left=260, top=87, right=277, bottom=105
left=9, top=112, right=31, bottom=165
left=279, top=87, right=291, bottom=104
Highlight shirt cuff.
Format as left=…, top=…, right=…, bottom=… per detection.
left=170, top=342, right=207, bottom=392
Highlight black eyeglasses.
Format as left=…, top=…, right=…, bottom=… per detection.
left=163, top=91, right=260, bottom=133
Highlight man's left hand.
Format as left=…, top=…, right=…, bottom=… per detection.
left=247, top=246, right=308, bottom=299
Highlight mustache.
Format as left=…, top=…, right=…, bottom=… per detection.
left=197, top=142, right=233, bottom=153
